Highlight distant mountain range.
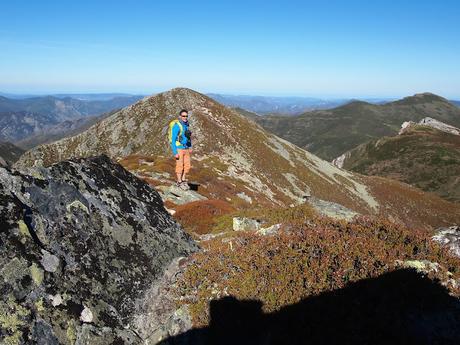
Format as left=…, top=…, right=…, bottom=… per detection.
left=2, top=90, right=459, bottom=176
left=249, top=93, right=460, bottom=161
left=207, top=93, right=353, bottom=114
left=0, top=94, right=142, bottom=144
left=0, top=92, right=144, bottom=101
left=16, top=110, right=117, bottom=149
left=0, top=94, right=143, bottom=121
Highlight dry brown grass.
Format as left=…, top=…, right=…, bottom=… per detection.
left=364, top=175, right=460, bottom=230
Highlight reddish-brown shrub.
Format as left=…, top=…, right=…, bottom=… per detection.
left=174, top=200, right=236, bottom=235
left=176, top=216, right=460, bottom=326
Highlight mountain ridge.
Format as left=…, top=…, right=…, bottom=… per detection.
left=15, top=87, right=460, bottom=230
left=251, top=92, right=460, bottom=160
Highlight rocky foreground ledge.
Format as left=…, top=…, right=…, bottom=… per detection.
left=0, top=155, right=198, bottom=344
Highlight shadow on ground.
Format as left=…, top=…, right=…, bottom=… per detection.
left=159, top=269, right=460, bottom=345
left=187, top=182, right=200, bottom=191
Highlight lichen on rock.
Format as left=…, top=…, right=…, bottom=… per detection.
left=0, top=155, right=197, bottom=344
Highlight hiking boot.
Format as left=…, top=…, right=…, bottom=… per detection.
left=179, top=181, right=190, bottom=190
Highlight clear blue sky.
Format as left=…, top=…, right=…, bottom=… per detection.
left=1, top=0, right=459, bottom=98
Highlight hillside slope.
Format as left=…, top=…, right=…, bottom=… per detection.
left=253, top=93, right=460, bottom=161
left=16, top=88, right=460, bottom=229
left=336, top=124, right=460, bottom=202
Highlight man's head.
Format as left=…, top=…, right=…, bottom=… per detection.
left=179, top=109, right=188, bottom=122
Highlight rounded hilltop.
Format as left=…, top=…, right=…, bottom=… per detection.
left=395, top=92, right=450, bottom=105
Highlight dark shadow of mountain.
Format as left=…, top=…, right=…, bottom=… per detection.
left=159, top=269, right=460, bottom=345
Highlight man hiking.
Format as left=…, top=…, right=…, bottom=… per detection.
left=168, top=109, right=192, bottom=190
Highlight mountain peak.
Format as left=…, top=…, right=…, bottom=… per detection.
left=341, top=99, right=373, bottom=108
left=16, top=88, right=385, bottom=214
left=393, top=92, right=449, bottom=105
left=137, top=87, right=216, bottom=114
left=155, top=87, right=207, bottom=100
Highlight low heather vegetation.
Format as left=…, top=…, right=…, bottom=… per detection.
left=176, top=216, right=460, bottom=326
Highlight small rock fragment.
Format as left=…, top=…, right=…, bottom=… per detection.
left=433, top=226, right=460, bottom=257
left=257, top=223, right=282, bottom=236
left=40, top=250, right=60, bottom=273
left=80, top=306, right=93, bottom=323
left=49, top=294, right=63, bottom=307
left=233, top=217, right=261, bottom=231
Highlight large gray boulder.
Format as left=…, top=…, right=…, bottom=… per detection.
left=0, top=155, right=198, bottom=344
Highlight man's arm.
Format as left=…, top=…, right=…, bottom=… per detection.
left=171, top=124, right=180, bottom=156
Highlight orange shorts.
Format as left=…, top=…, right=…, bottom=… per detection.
left=175, top=149, right=191, bottom=174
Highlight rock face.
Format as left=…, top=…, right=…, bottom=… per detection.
left=0, top=155, right=197, bottom=344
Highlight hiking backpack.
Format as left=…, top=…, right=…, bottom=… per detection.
left=168, top=119, right=184, bottom=146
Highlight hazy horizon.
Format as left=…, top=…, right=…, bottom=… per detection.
left=1, top=89, right=458, bottom=101
left=0, top=90, right=460, bottom=101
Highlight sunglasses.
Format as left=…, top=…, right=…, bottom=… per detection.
left=181, top=115, right=188, bottom=118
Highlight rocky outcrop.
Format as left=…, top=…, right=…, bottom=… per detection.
left=156, top=184, right=208, bottom=205
left=308, top=197, right=359, bottom=221
left=331, top=152, right=349, bottom=168
left=433, top=226, right=460, bottom=258
left=232, top=217, right=261, bottom=232
left=399, top=117, right=460, bottom=136
left=0, top=155, right=197, bottom=344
